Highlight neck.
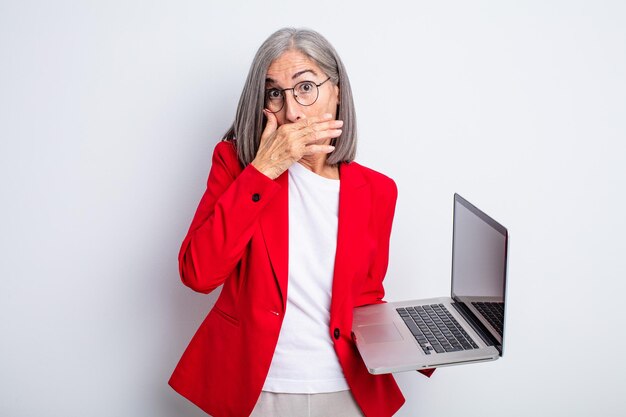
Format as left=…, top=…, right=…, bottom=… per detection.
left=298, top=154, right=339, bottom=180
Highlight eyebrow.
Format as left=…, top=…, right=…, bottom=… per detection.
left=292, top=69, right=318, bottom=79
left=265, top=69, right=319, bottom=85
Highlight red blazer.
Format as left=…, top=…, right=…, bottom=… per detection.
left=169, top=140, right=406, bottom=417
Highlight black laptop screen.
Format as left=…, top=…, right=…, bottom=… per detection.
left=451, top=194, right=508, bottom=349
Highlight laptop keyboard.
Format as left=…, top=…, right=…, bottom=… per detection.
left=397, top=304, right=479, bottom=355
left=472, top=302, right=504, bottom=337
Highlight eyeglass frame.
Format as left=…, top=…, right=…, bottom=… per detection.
left=264, top=76, right=332, bottom=113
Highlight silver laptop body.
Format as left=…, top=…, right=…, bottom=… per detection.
left=352, top=194, right=508, bottom=374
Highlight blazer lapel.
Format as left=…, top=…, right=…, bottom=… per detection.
left=259, top=171, right=289, bottom=311
left=331, top=162, right=371, bottom=318
left=259, top=163, right=371, bottom=315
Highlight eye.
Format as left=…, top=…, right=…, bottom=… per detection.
left=266, top=88, right=282, bottom=100
left=296, top=81, right=315, bottom=95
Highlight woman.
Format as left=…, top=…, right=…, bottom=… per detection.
left=169, top=28, right=427, bottom=417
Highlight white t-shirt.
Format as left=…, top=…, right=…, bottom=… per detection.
left=262, top=161, right=349, bottom=393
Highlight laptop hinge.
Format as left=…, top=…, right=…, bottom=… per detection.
left=451, top=301, right=502, bottom=355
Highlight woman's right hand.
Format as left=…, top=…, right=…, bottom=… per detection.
left=250, top=110, right=343, bottom=179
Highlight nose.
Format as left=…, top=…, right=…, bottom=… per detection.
left=283, top=90, right=304, bottom=123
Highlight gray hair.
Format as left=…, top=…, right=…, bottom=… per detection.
left=223, top=28, right=357, bottom=167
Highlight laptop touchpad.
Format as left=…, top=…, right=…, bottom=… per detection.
left=359, top=323, right=404, bottom=343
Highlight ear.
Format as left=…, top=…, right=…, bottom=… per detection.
left=334, top=83, right=340, bottom=104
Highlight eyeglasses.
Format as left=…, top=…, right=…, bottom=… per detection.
left=264, top=77, right=332, bottom=113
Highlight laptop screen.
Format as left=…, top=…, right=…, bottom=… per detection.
left=451, top=194, right=508, bottom=352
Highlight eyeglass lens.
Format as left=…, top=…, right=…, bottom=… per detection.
left=265, top=80, right=322, bottom=113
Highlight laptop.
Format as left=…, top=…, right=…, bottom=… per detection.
left=351, top=193, right=508, bottom=374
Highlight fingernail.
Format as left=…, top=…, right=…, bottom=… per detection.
left=328, top=146, right=335, bottom=151
left=323, top=113, right=333, bottom=119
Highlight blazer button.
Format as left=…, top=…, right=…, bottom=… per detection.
left=251, top=193, right=261, bottom=202
left=334, top=328, right=340, bottom=340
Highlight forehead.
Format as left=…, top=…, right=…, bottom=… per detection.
left=266, top=50, right=322, bottom=82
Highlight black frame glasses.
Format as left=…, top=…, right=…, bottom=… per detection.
left=264, top=77, right=332, bottom=113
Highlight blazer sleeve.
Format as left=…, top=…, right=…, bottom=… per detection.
left=351, top=175, right=435, bottom=378
left=354, top=176, right=398, bottom=307
left=178, top=141, right=281, bottom=293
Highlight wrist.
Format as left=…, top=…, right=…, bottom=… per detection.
left=250, top=159, right=277, bottom=180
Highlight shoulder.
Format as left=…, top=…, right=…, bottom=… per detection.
left=346, top=161, right=398, bottom=199
left=211, top=140, right=243, bottom=175
left=214, top=139, right=238, bottom=161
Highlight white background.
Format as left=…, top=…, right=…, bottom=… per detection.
left=1, top=1, right=625, bottom=416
